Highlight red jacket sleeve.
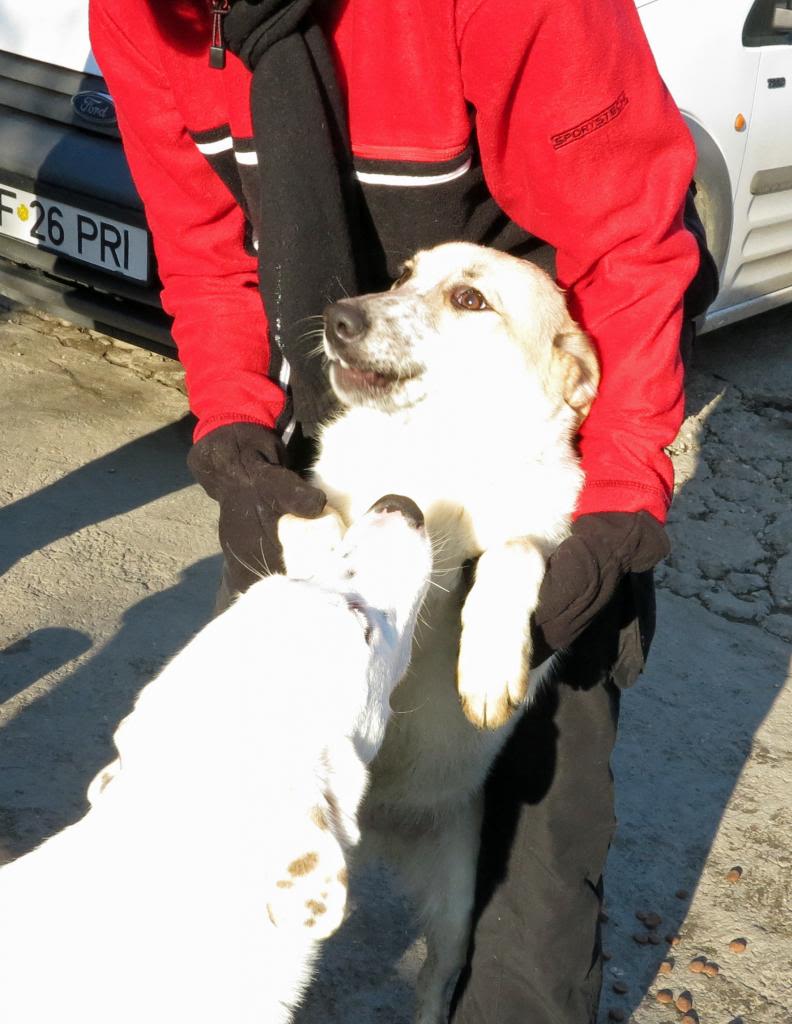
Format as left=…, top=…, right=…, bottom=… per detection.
left=89, top=0, right=286, bottom=441
left=458, top=0, right=699, bottom=522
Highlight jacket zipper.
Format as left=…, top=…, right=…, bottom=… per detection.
left=209, top=0, right=230, bottom=69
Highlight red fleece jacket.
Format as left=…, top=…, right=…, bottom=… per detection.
left=90, top=0, right=699, bottom=523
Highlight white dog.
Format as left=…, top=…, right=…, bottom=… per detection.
left=313, top=242, right=600, bottom=1022
left=0, top=496, right=431, bottom=1024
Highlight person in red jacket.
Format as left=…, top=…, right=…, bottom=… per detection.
left=90, top=2, right=716, bottom=1021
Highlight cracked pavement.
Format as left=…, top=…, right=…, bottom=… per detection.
left=0, top=301, right=790, bottom=1024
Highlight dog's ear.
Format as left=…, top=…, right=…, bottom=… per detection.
left=552, top=328, right=600, bottom=423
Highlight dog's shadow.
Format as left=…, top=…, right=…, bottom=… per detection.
left=297, top=858, right=420, bottom=1023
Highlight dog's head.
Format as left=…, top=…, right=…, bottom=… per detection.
left=331, top=494, right=431, bottom=678
left=323, top=242, right=599, bottom=429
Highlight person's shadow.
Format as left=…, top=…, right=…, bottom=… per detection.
left=597, top=306, right=792, bottom=1023
left=0, top=404, right=219, bottom=860
left=0, top=554, right=220, bottom=862
left=0, top=414, right=195, bottom=579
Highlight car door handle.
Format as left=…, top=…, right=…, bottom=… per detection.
left=768, top=77, right=787, bottom=88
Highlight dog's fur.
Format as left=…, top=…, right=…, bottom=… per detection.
left=0, top=501, right=431, bottom=1024
left=312, top=242, right=600, bottom=1022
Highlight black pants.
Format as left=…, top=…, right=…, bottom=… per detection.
left=212, top=422, right=656, bottom=1022
left=450, top=572, right=656, bottom=1024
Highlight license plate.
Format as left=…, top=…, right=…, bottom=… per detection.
left=0, top=182, right=149, bottom=283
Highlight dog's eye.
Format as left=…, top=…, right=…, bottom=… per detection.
left=392, top=265, right=413, bottom=288
left=451, top=286, right=489, bottom=311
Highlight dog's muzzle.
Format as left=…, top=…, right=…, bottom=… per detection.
left=368, top=494, right=424, bottom=531
left=325, top=301, right=369, bottom=349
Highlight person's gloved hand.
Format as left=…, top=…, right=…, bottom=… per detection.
left=531, top=511, right=670, bottom=663
left=187, top=422, right=327, bottom=594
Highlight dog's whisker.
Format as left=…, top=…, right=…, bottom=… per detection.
left=257, top=540, right=273, bottom=578
left=293, top=313, right=326, bottom=327
left=293, top=328, right=327, bottom=347
left=332, top=275, right=351, bottom=299
left=390, top=697, right=430, bottom=716
left=227, top=545, right=268, bottom=583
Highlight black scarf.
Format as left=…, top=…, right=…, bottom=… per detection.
left=223, top=0, right=363, bottom=428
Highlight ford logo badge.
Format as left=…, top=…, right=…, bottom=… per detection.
left=71, top=91, right=117, bottom=127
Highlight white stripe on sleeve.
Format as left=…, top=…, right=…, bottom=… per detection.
left=355, top=157, right=472, bottom=188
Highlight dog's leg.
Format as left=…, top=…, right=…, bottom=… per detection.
left=456, top=538, right=546, bottom=730
left=416, top=803, right=482, bottom=1024
left=321, top=736, right=372, bottom=848
left=381, top=802, right=483, bottom=1024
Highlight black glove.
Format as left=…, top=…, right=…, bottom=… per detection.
left=187, top=422, right=326, bottom=594
left=532, top=511, right=670, bottom=661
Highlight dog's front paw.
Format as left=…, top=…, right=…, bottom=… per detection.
left=278, top=508, right=346, bottom=579
left=456, top=541, right=545, bottom=730
left=457, top=621, right=528, bottom=730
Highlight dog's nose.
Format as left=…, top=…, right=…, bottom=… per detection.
left=325, top=301, right=368, bottom=346
left=368, top=494, right=425, bottom=531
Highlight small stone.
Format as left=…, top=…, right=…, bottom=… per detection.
left=675, top=991, right=694, bottom=1012
left=711, top=477, right=757, bottom=503
left=644, top=912, right=662, bottom=929
left=612, top=981, right=628, bottom=994
left=680, top=521, right=766, bottom=574
left=717, top=459, right=766, bottom=484
left=675, top=889, right=689, bottom=900
left=658, top=960, right=674, bottom=975
left=648, top=932, right=662, bottom=945
left=756, top=458, right=782, bottom=478
left=701, top=590, right=769, bottom=623
left=602, top=951, right=612, bottom=961
left=729, top=938, right=748, bottom=954
left=633, top=932, right=649, bottom=944
left=689, top=958, right=706, bottom=974
left=725, top=571, right=767, bottom=594
left=699, top=557, right=729, bottom=580
left=764, top=613, right=792, bottom=642
left=681, top=1013, right=699, bottom=1024
left=656, top=989, right=674, bottom=1005
left=668, top=934, right=681, bottom=946
left=770, top=552, right=792, bottom=610
left=635, top=910, right=647, bottom=922
left=598, top=910, right=609, bottom=923
left=765, top=510, right=792, bottom=553
left=703, top=962, right=719, bottom=977
left=726, top=866, right=743, bottom=883
left=660, top=565, right=708, bottom=598
left=607, top=1009, right=625, bottom=1022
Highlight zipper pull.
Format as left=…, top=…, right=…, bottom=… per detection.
left=209, top=0, right=230, bottom=70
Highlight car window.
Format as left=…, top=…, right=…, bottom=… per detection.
left=744, top=0, right=792, bottom=46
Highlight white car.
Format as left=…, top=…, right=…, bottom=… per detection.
left=1, top=0, right=791, bottom=342
left=0, top=2, right=169, bottom=347
left=638, top=0, right=792, bottom=332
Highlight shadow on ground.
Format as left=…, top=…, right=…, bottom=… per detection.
left=0, top=414, right=194, bottom=577
left=0, top=554, right=220, bottom=862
